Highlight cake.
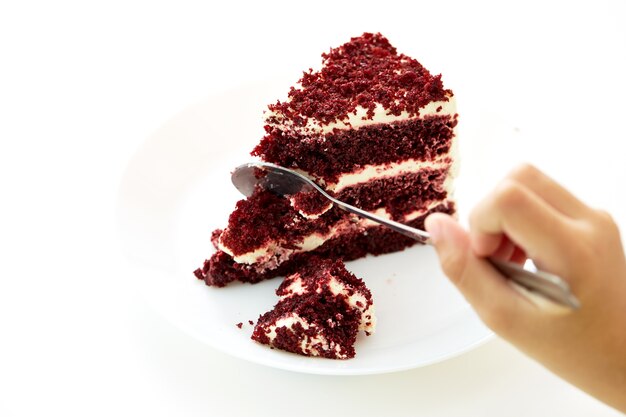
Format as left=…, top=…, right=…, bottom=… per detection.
left=251, top=257, right=375, bottom=359
left=194, top=32, right=459, bottom=287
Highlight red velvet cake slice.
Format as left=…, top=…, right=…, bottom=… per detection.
left=251, top=258, right=375, bottom=359
left=195, top=32, right=458, bottom=286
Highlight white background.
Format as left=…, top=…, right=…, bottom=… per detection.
left=1, top=1, right=625, bottom=416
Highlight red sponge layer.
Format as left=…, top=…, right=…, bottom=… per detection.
left=254, top=116, right=457, bottom=184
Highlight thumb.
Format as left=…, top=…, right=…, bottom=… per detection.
left=425, top=213, right=534, bottom=335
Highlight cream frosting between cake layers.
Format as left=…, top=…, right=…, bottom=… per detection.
left=281, top=273, right=306, bottom=297
left=327, top=275, right=376, bottom=334
left=265, top=96, right=456, bottom=134
left=262, top=314, right=346, bottom=358
left=327, top=155, right=454, bottom=192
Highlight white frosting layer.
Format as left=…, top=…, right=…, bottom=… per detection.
left=265, top=96, right=456, bottom=134
left=263, top=313, right=345, bottom=358
left=328, top=156, right=452, bottom=192
left=328, top=276, right=376, bottom=334
left=281, top=274, right=306, bottom=297
left=217, top=228, right=335, bottom=265
left=359, top=202, right=442, bottom=227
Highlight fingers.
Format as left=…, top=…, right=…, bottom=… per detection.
left=470, top=164, right=591, bottom=260
left=507, top=164, right=591, bottom=219
left=469, top=179, right=579, bottom=277
left=425, top=213, right=535, bottom=335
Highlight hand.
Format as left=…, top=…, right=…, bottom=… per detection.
left=425, top=164, right=626, bottom=412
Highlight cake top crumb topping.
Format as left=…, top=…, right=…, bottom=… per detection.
left=267, top=32, right=452, bottom=127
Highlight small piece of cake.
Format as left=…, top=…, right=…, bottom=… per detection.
left=195, top=32, right=458, bottom=286
left=251, top=258, right=375, bottom=359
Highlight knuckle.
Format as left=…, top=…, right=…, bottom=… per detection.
left=564, top=220, right=597, bottom=262
left=581, top=209, right=621, bottom=256
left=591, top=209, right=618, bottom=232
left=494, top=179, right=526, bottom=211
left=508, top=163, right=540, bottom=183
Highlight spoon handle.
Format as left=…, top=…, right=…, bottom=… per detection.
left=332, top=199, right=431, bottom=242
left=332, top=198, right=580, bottom=310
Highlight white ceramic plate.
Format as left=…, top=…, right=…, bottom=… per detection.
left=116, top=80, right=533, bottom=375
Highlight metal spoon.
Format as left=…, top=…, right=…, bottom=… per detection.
left=231, top=161, right=581, bottom=310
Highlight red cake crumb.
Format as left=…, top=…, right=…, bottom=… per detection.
left=236, top=322, right=243, bottom=329
left=210, top=229, right=223, bottom=248
left=289, top=190, right=333, bottom=218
